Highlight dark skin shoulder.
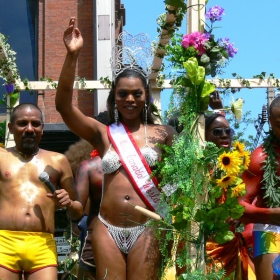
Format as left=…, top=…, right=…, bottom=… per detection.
left=75, top=156, right=103, bottom=230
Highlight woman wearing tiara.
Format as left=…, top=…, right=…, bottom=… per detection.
left=56, top=18, right=177, bottom=280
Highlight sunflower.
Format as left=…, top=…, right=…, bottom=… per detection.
left=231, top=182, right=246, bottom=197
left=242, top=150, right=251, bottom=170
left=233, top=141, right=245, bottom=155
left=216, top=175, right=237, bottom=189
left=218, top=151, right=242, bottom=175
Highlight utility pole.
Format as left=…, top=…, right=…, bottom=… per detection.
left=186, top=0, right=206, bottom=272
left=267, top=87, right=275, bottom=109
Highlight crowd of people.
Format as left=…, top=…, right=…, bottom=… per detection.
left=0, top=17, right=280, bottom=280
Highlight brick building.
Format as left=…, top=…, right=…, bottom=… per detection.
left=0, top=0, right=126, bottom=152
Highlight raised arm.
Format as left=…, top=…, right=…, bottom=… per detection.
left=55, top=17, right=106, bottom=151
left=209, top=90, right=223, bottom=110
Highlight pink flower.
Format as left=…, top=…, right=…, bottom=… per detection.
left=181, top=32, right=208, bottom=55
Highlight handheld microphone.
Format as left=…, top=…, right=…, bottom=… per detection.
left=39, top=172, right=56, bottom=193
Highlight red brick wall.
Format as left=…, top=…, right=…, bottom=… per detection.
left=38, top=0, right=95, bottom=123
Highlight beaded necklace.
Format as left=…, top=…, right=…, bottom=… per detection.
left=14, top=147, right=40, bottom=159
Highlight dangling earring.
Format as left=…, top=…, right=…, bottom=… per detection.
left=114, top=102, right=119, bottom=124
left=144, top=101, right=147, bottom=126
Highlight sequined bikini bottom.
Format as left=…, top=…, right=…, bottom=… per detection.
left=98, top=213, right=147, bottom=254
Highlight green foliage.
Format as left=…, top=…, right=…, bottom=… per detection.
left=22, top=78, right=31, bottom=91
left=99, top=76, right=112, bottom=88
left=57, top=227, right=80, bottom=279
left=154, top=79, right=248, bottom=276
left=179, top=268, right=226, bottom=280
left=0, top=33, right=20, bottom=110
left=40, top=76, right=58, bottom=89
left=0, top=120, right=6, bottom=141
left=0, top=92, right=19, bottom=109
left=155, top=27, right=248, bottom=276
left=227, top=110, right=255, bottom=151
left=77, top=76, right=87, bottom=88
left=157, top=1, right=187, bottom=39
left=0, top=33, right=20, bottom=84
left=164, top=0, right=186, bottom=10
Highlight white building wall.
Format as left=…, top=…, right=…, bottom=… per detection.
left=94, top=0, right=116, bottom=113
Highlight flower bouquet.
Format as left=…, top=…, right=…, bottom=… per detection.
left=152, top=5, right=249, bottom=278
left=165, top=5, right=237, bottom=78
left=0, top=33, right=20, bottom=108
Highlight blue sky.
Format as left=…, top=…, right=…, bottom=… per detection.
left=121, top=0, right=280, bottom=141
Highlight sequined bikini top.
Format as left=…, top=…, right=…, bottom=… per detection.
left=102, top=127, right=159, bottom=174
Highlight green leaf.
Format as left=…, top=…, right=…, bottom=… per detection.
left=201, top=81, right=216, bottom=97
left=214, top=221, right=230, bottom=231
left=10, top=93, right=19, bottom=108
left=183, top=57, right=206, bottom=85
left=228, top=204, right=245, bottom=219
left=196, top=66, right=205, bottom=85
left=207, top=207, right=229, bottom=221
left=215, top=230, right=235, bottom=244
left=183, top=207, right=191, bottom=219
left=178, top=196, right=195, bottom=208
left=194, top=209, right=207, bottom=222
left=183, top=57, right=198, bottom=78
left=172, top=221, right=189, bottom=230
left=0, top=100, right=7, bottom=106
left=164, top=0, right=186, bottom=8
left=210, top=186, right=223, bottom=199
left=210, top=46, right=221, bottom=53
left=175, top=212, right=183, bottom=223
left=169, top=205, right=183, bottom=215
left=200, top=54, right=210, bottom=64
left=199, top=96, right=209, bottom=112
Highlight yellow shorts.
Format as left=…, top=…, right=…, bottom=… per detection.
left=0, top=230, right=57, bottom=273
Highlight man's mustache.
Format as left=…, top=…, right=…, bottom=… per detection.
left=22, top=134, right=36, bottom=139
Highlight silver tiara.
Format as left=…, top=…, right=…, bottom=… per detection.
left=110, top=31, right=154, bottom=82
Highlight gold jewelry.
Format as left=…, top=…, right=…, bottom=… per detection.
left=14, top=146, right=40, bottom=159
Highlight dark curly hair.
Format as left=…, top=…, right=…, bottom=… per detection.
left=64, top=111, right=110, bottom=175
left=107, top=68, right=155, bottom=124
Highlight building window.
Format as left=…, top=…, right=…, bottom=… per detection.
left=0, top=0, right=38, bottom=113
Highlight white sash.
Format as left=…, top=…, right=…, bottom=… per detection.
left=107, top=122, right=166, bottom=217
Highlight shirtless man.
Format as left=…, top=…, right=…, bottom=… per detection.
left=239, top=96, right=280, bottom=280
left=0, top=103, right=83, bottom=280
